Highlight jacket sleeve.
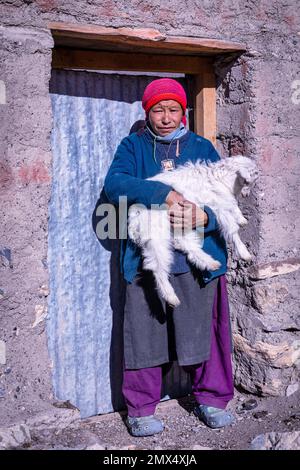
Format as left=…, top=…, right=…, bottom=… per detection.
left=202, top=140, right=221, bottom=233
left=104, top=136, right=173, bottom=208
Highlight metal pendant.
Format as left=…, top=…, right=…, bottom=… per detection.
left=161, top=159, right=176, bottom=171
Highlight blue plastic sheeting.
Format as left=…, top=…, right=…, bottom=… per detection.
left=48, top=70, right=191, bottom=418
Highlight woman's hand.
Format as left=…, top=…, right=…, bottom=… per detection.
left=165, top=190, right=208, bottom=230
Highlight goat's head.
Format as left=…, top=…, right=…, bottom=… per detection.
left=223, top=155, right=258, bottom=197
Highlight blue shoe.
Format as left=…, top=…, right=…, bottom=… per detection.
left=194, top=404, right=235, bottom=429
left=126, top=415, right=164, bottom=437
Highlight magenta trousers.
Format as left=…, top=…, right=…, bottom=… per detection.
left=122, top=275, right=234, bottom=417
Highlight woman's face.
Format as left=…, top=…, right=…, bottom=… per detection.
left=149, top=99, right=183, bottom=137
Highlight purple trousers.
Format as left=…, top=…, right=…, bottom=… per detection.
left=122, top=275, right=234, bottom=417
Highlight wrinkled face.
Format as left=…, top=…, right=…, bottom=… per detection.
left=148, top=99, right=183, bottom=136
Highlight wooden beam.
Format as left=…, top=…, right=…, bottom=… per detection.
left=48, top=22, right=247, bottom=55
left=194, top=68, right=217, bottom=145
left=52, top=48, right=212, bottom=74
left=49, top=23, right=166, bottom=43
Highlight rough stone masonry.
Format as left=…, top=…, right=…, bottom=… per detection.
left=0, top=0, right=299, bottom=426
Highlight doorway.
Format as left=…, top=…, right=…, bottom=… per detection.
left=48, top=69, right=194, bottom=417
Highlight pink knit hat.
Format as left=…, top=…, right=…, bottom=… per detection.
left=142, top=78, right=187, bottom=125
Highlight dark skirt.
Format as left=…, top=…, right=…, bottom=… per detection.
left=123, top=270, right=218, bottom=369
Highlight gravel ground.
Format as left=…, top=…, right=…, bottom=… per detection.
left=25, top=389, right=300, bottom=450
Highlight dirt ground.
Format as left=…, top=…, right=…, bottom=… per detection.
left=25, top=388, right=300, bottom=450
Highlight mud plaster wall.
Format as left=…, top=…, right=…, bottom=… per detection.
left=0, top=1, right=299, bottom=426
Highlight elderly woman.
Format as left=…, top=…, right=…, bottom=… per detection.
left=104, top=78, right=235, bottom=437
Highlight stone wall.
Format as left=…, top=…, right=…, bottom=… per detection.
left=0, top=0, right=299, bottom=425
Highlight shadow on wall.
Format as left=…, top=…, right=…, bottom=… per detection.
left=92, top=188, right=127, bottom=411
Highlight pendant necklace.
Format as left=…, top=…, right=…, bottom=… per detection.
left=160, top=138, right=180, bottom=171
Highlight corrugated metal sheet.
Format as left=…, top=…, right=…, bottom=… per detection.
left=48, top=70, right=191, bottom=418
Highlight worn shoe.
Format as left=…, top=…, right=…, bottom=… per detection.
left=194, top=404, right=235, bottom=429
left=126, top=415, right=164, bottom=437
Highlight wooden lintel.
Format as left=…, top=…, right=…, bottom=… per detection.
left=48, top=22, right=247, bottom=55
left=48, top=23, right=167, bottom=43
left=52, top=48, right=212, bottom=74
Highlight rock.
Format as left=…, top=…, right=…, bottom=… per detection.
left=233, top=334, right=300, bottom=395
left=251, top=282, right=289, bottom=314
left=52, top=400, right=78, bottom=410
left=253, top=410, right=269, bottom=419
left=192, top=444, right=213, bottom=450
left=13, top=327, right=19, bottom=337
left=39, top=284, right=49, bottom=297
left=234, top=334, right=300, bottom=369
left=191, top=426, right=200, bottom=432
left=286, top=384, right=299, bottom=397
left=249, top=258, right=300, bottom=280
left=0, top=340, right=6, bottom=365
left=42, top=258, right=48, bottom=269
left=24, top=408, right=81, bottom=431
left=86, top=443, right=106, bottom=450
left=283, top=412, right=300, bottom=425
left=120, top=445, right=137, bottom=450
left=242, top=399, right=258, bottom=411
left=105, top=444, right=138, bottom=450
left=0, top=247, right=12, bottom=268
left=250, top=431, right=300, bottom=450
left=0, top=424, right=31, bottom=450
left=32, top=305, right=47, bottom=328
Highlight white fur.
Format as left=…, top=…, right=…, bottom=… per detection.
left=128, top=155, right=258, bottom=307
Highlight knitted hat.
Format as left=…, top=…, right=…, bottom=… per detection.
left=142, top=78, right=187, bottom=124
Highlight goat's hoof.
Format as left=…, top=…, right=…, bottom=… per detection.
left=238, top=248, right=252, bottom=261
left=167, top=296, right=181, bottom=307
left=241, top=253, right=252, bottom=262
left=208, top=260, right=222, bottom=271
left=239, top=217, right=248, bottom=226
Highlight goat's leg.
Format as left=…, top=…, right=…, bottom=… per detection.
left=231, top=232, right=252, bottom=261
left=129, top=209, right=181, bottom=306
left=141, top=238, right=181, bottom=307
left=217, top=212, right=252, bottom=261
left=231, top=205, right=248, bottom=227
left=174, top=230, right=221, bottom=271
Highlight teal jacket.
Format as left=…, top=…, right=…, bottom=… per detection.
left=104, top=128, right=228, bottom=283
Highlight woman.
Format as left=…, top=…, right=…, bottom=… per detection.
left=104, top=78, right=235, bottom=437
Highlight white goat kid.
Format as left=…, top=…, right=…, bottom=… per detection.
left=128, top=155, right=258, bottom=307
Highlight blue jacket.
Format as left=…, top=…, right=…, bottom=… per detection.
left=104, top=128, right=228, bottom=283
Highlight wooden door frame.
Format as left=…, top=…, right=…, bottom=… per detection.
left=49, top=23, right=246, bottom=146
